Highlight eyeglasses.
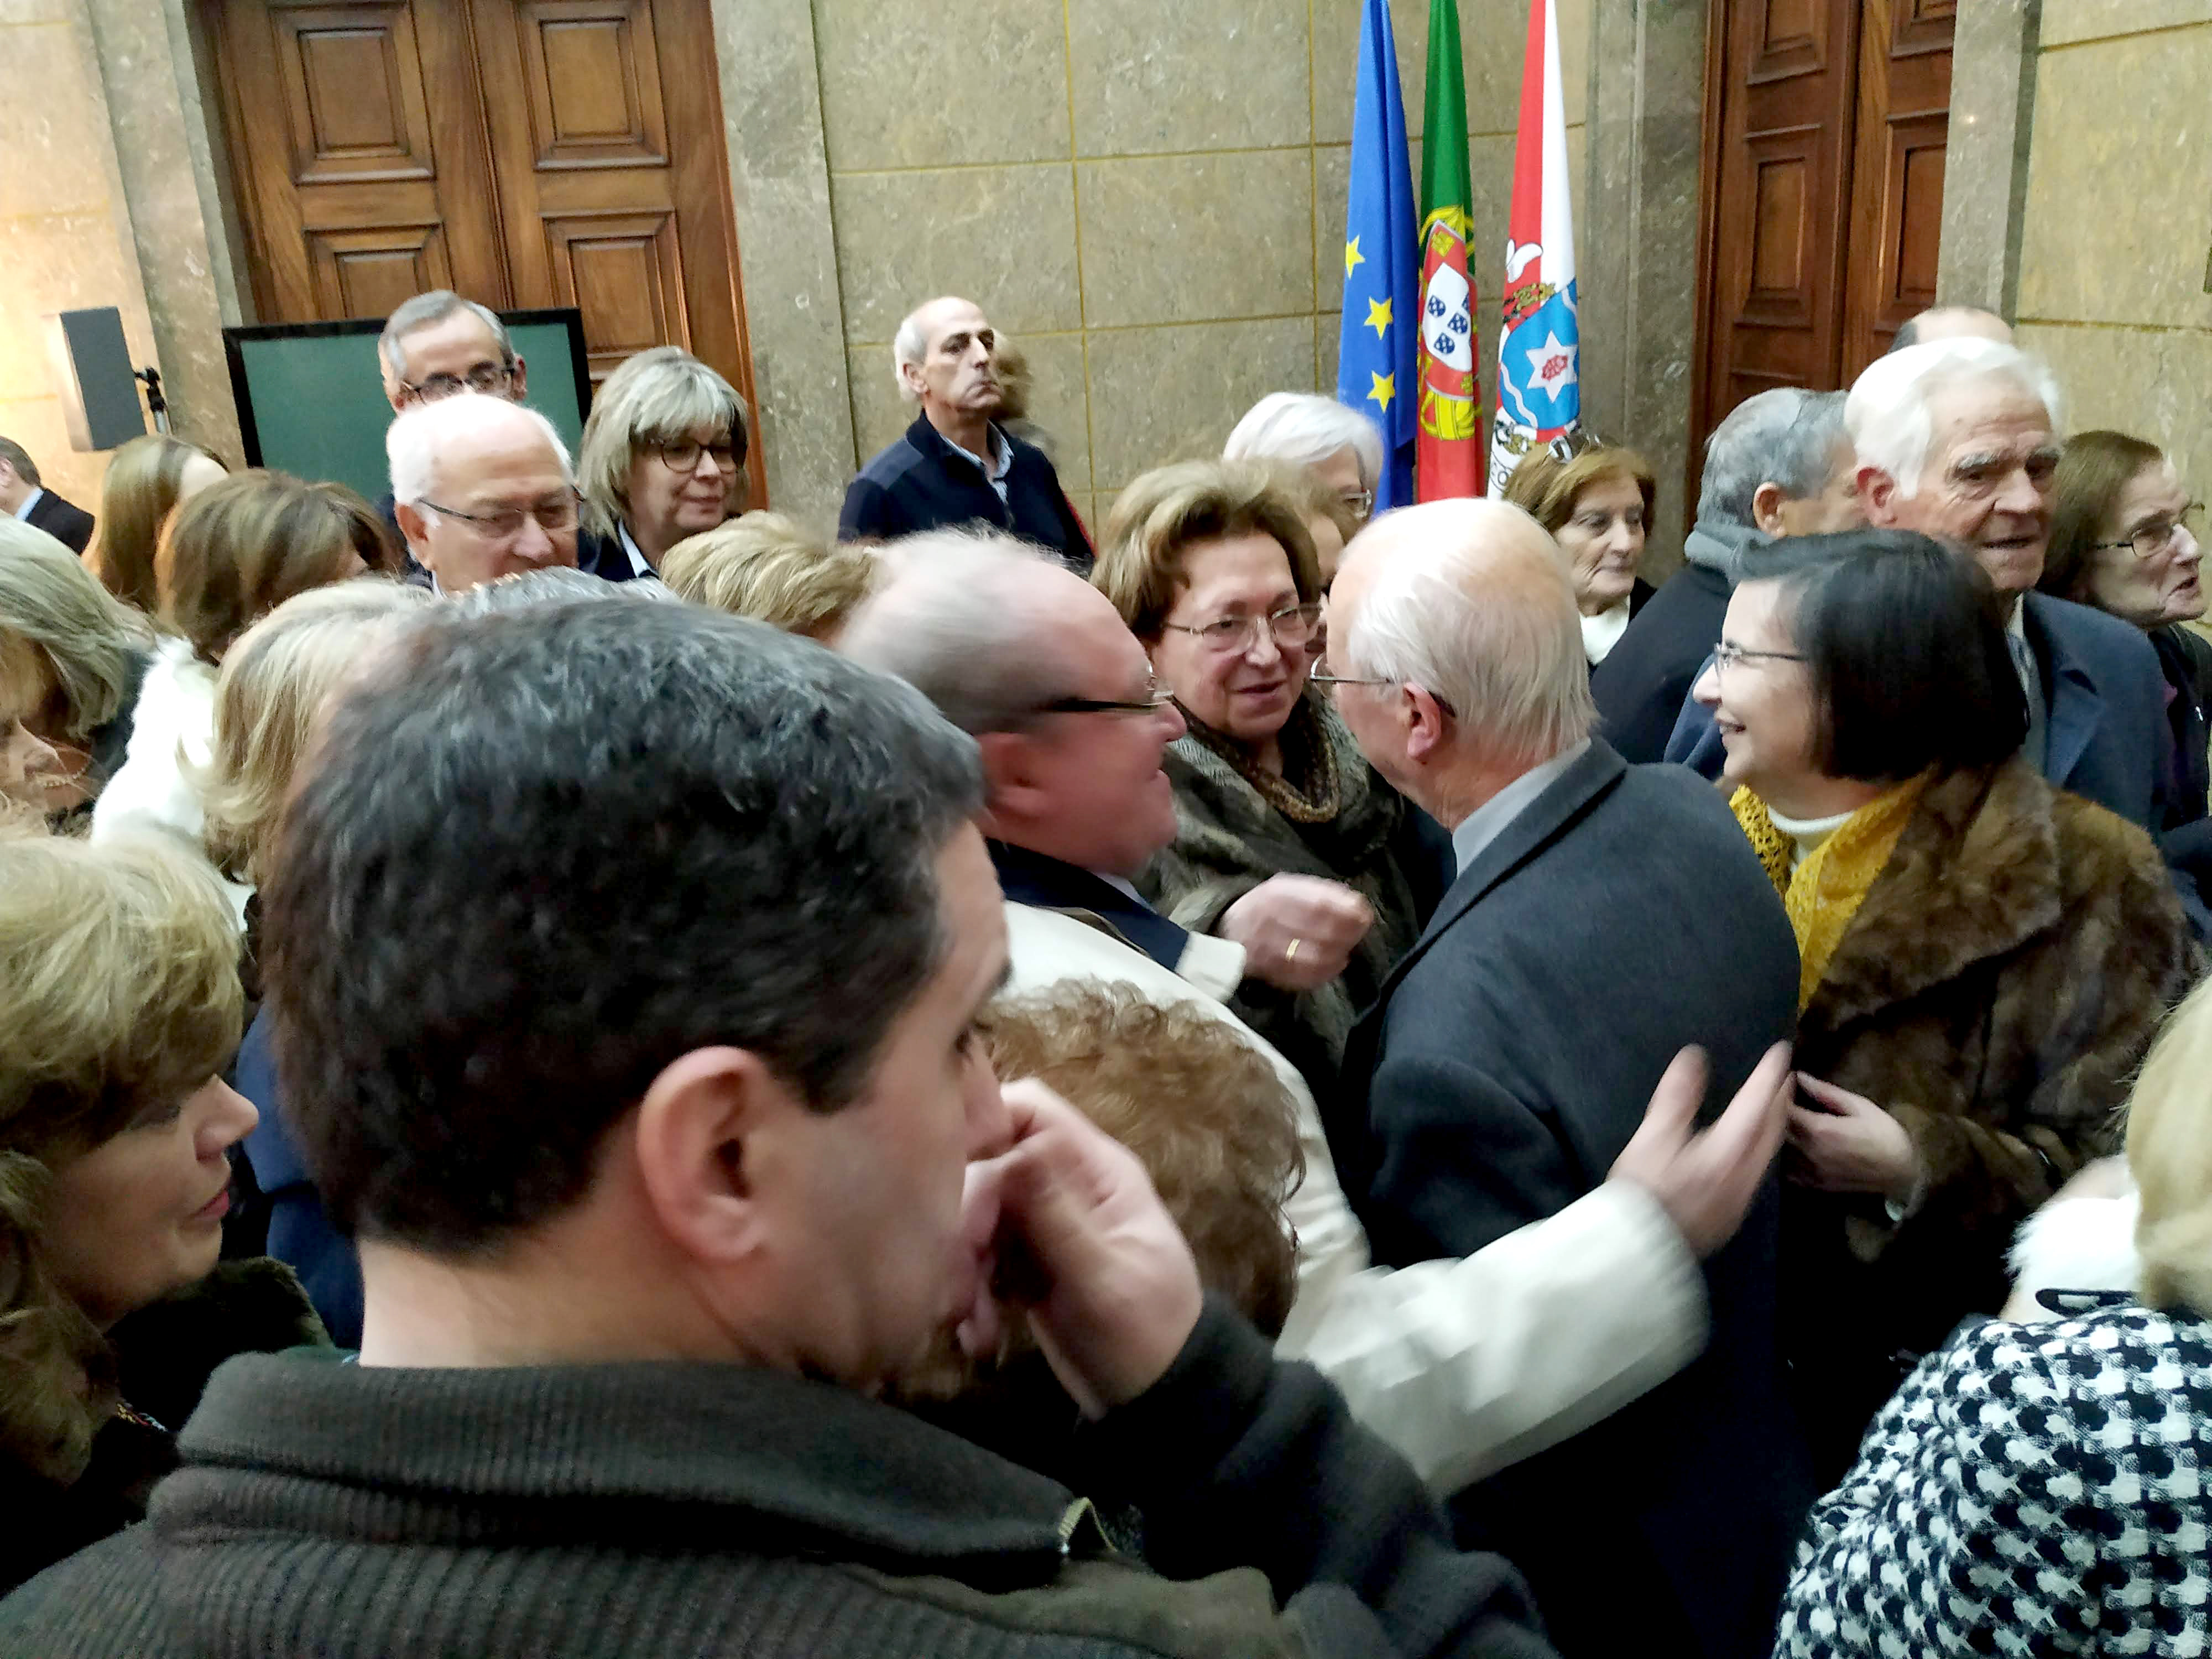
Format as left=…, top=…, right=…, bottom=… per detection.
left=1710, top=640, right=1807, bottom=675
left=2095, top=503, right=2204, bottom=560
left=397, top=362, right=514, bottom=403
left=649, top=437, right=742, bottom=473
left=1161, top=601, right=1324, bottom=655
left=418, top=488, right=582, bottom=541
left=1034, top=670, right=1177, bottom=717
left=1306, top=658, right=1457, bottom=716
left=1340, top=488, right=1374, bottom=522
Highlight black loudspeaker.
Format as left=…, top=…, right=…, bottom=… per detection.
left=45, top=307, right=147, bottom=451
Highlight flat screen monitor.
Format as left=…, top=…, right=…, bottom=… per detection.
left=222, top=309, right=591, bottom=505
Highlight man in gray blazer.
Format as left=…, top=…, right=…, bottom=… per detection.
left=1318, top=498, right=1808, bottom=1659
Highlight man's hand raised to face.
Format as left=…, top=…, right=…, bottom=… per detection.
left=958, top=1081, right=1204, bottom=1420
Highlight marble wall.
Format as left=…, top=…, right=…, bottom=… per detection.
left=0, top=0, right=162, bottom=515
left=813, top=0, right=1590, bottom=532
left=2008, top=1, right=2212, bottom=500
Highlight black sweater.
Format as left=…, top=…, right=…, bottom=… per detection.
left=0, top=1300, right=1554, bottom=1659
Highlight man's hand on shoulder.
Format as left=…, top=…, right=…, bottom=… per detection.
left=959, top=1081, right=1203, bottom=1417
left=1609, top=1042, right=1793, bottom=1259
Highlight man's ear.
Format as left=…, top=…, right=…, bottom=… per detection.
left=393, top=502, right=435, bottom=570
left=1856, top=464, right=1901, bottom=526
left=1751, top=482, right=1788, bottom=536
left=974, top=729, right=1048, bottom=830
left=1402, top=684, right=1452, bottom=765
left=508, top=354, right=529, bottom=402
left=630, top=1045, right=790, bottom=1269
left=899, top=357, right=930, bottom=401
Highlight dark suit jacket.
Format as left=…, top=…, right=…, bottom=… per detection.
left=236, top=1006, right=361, bottom=1348
left=839, top=415, right=1092, bottom=570
left=2152, top=623, right=2212, bottom=933
left=24, top=488, right=94, bottom=554
left=1329, top=740, right=1808, bottom=1659
left=1662, top=591, right=2176, bottom=833
left=1590, top=562, right=1729, bottom=763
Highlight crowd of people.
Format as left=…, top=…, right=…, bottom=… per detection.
left=0, top=286, right=2206, bottom=1658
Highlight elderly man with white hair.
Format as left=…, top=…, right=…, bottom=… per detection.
left=841, top=528, right=1797, bottom=1506
left=1593, top=388, right=1859, bottom=761
left=1317, top=498, right=1808, bottom=1659
left=386, top=393, right=582, bottom=595
left=1664, top=340, right=2172, bottom=830
left=838, top=296, right=1091, bottom=567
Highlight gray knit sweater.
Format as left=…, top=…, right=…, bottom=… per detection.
left=0, top=1301, right=1555, bottom=1659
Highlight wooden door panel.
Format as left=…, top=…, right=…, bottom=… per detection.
left=543, top=211, right=686, bottom=379
left=308, top=223, right=452, bottom=319
left=522, top=1, right=670, bottom=168
left=1842, top=0, right=1952, bottom=373
left=273, top=5, right=437, bottom=183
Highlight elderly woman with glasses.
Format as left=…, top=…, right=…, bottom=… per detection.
left=1691, top=526, right=2200, bottom=1479
left=576, top=346, right=750, bottom=582
left=1094, top=460, right=1453, bottom=1095
left=2038, top=430, right=2212, bottom=922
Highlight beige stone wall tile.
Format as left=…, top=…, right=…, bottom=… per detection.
left=2017, top=321, right=2212, bottom=503
left=815, top=0, right=1071, bottom=171
left=2018, top=30, right=2212, bottom=330
left=1077, top=149, right=1315, bottom=328
left=847, top=343, right=912, bottom=468
left=832, top=164, right=1080, bottom=345
left=0, top=20, right=110, bottom=218
left=1068, top=0, right=1312, bottom=154
left=1086, top=315, right=1318, bottom=486
left=0, top=212, right=139, bottom=396
left=1319, top=310, right=1343, bottom=389
left=0, top=1, right=75, bottom=20
left=2040, top=1, right=2212, bottom=48
left=1004, top=330, right=1093, bottom=493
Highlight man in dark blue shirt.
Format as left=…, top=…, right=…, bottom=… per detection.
left=839, top=296, right=1092, bottom=569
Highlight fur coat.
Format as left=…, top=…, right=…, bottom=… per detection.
left=1137, top=692, right=1452, bottom=1099
left=1782, top=758, right=2202, bottom=1475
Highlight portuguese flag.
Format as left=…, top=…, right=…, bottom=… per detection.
left=1415, top=0, right=1481, bottom=500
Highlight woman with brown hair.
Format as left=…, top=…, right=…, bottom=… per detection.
left=1502, top=441, right=1658, bottom=668
left=2037, top=429, right=2211, bottom=922
left=0, top=829, right=324, bottom=1592
left=90, top=471, right=392, bottom=865
left=84, top=434, right=227, bottom=614
left=1094, top=458, right=1453, bottom=1097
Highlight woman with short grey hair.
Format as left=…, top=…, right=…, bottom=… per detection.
left=1225, top=393, right=1385, bottom=527
left=576, top=347, right=749, bottom=582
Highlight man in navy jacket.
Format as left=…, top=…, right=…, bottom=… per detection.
left=839, top=296, right=1091, bottom=568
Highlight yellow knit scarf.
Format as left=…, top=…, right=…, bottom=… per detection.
left=1731, top=773, right=1932, bottom=1011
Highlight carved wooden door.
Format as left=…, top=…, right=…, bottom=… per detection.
left=1692, top=0, right=1954, bottom=472
left=207, top=0, right=763, bottom=502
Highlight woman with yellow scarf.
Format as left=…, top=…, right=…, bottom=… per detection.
left=1692, top=529, right=2200, bottom=1478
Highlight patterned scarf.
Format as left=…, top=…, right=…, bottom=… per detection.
left=1731, top=772, right=1932, bottom=1011
left=1176, top=691, right=1343, bottom=825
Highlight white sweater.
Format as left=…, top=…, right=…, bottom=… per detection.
left=89, top=635, right=251, bottom=923
left=1003, top=899, right=1708, bottom=1494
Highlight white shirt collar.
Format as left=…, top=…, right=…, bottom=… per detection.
left=943, top=424, right=1009, bottom=482
left=1580, top=600, right=1634, bottom=665
left=618, top=523, right=654, bottom=579
left=12, top=487, right=44, bottom=521
left=1449, top=739, right=1593, bottom=874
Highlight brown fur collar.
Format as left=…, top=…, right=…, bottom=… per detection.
left=1804, top=760, right=2062, bottom=1036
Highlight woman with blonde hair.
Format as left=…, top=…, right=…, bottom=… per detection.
left=193, top=582, right=430, bottom=1348
left=0, top=829, right=323, bottom=1591
left=1777, top=974, right=2212, bottom=1656
left=661, top=512, right=876, bottom=641
left=85, top=433, right=227, bottom=614
left=1502, top=441, right=1659, bottom=667
left=91, top=471, right=392, bottom=859
left=0, top=518, right=154, bottom=823
left=576, top=346, right=749, bottom=581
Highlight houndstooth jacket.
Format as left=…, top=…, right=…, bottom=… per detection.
left=1775, top=1302, right=2212, bottom=1657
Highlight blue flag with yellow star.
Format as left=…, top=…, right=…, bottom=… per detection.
left=1337, top=0, right=1417, bottom=510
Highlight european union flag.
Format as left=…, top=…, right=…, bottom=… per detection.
left=1337, top=0, right=1418, bottom=512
